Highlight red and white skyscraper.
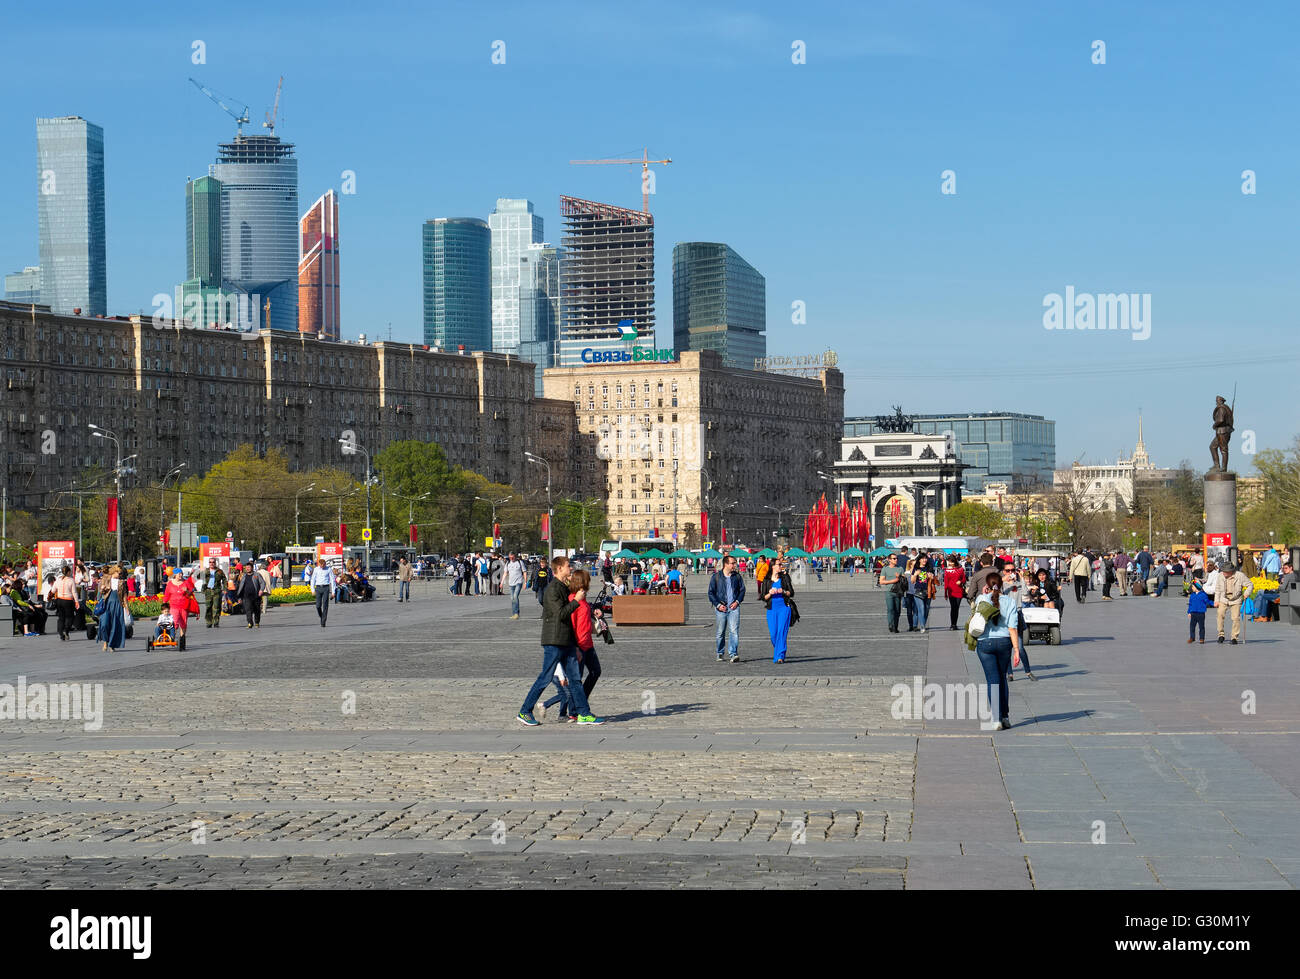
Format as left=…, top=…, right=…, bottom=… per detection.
left=298, top=189, right=340, bottom=340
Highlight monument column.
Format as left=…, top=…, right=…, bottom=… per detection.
left=1204, top=395, right=1238, bottom=566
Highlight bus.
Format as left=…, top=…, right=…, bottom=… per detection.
left=599, top=538, right=675, bottom=557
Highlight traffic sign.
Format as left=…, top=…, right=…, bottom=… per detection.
left=672, top=533, right=678, bottom=540
left=315, top=536, right=324, bottom=544
left=198, top=536, right=209, bottom=544
left=361, top=528, right=373, bottom=542
left=225, top=531, right=233, bottom=540
left=493, top=537, right=502, bottom=549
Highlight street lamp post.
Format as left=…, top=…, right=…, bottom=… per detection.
left=89, top=424, right=124, bottom=565
left=525, top=452, right=552, bottom=557
left=474, top=495, right=512, bottom=550
left=339, top=439, right=373, bottom=573
left=160, top=463, right=185, bottom=560
left=294, top=483, right=317, bottom=547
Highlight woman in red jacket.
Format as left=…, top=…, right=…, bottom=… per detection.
left=943, top=555, right=968, bottom=631
left=163, top=569, right=195, bottom=649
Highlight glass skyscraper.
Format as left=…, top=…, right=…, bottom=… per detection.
left=672, top=242, right=765, bottom=369
left=423, top=218, right=491, bottom=351
left=36, top=117, right=106, bottom=316
left=489, top=198, right=543, bottom=351
left=844, top=412, right=1057, bottom=493
left=186, top=175, right=222, bottom=283
left=517, top=243, right=561, bottom=394
left=210, top=134, right=299, bottom=332
left=298, top=189, right=341, bottom=340
left=4, top=266, right=41, bottom=304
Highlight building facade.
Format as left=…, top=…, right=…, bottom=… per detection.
left=1052, top=417, right=1179, bottom=512
left=830, top=430, right=966, bottom=541
left=543, top=349, right=844, bottom=548
left=558, top=196, right=654, bottom=366
left=36, top=117, right=106, bottom=317
left=517, top=243, right=561, bottom=395
left=488, top=198, right=544, bottom=352
left=298, top=189, right=340, bottom=341
left=672, top=242, right=765, bottom=369
left=4, top=267, right=41, bottom=304
left=210, top=133, right=299, bottom=333
left=422, top=218, right=491, bottom=352
left=845, top=411, right=1056, bottom=493
left=0, top=301, right=580, bottom=513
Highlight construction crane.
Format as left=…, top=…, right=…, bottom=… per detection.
left=189, top=77, right=251, bottom=135
left=263, top=76, right=283, bottom=136
left=570, top=148, right=671, bottom=213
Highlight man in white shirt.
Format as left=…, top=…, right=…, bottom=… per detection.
left=310, top=558, right=338, bottom=628
left=1203, top=561, right=1220, bottom=603
left=505, top=553, right=526, bottom=619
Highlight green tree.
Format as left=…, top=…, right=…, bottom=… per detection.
left=935, top=501, right=1009, bottom=539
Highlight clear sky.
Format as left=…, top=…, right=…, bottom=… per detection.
left=2, top=0, right=1296, bottom=469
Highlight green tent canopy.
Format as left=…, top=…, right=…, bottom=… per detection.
left=755, top=548, right=778, bottom=558
left=812, top=547, right=839, bottom=558
left=613, top=549, right=640, bottom=559
left=866, top=546, right=898, bottom=558
left=668, top=549, right=695, bottom=559
left=640, top=548, right=670, bottom=560
left=785, top=547, right=811, bottom=558
left=701, top=548, right=725, bottom=559
left=839, top=547, right=866, bottom=558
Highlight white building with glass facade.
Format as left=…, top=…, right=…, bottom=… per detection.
left=489, top=198, right=544, bottom=352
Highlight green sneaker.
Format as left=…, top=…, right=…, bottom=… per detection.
left=576, top=715, right=605, bottom=725
left=517, top=711, right=540, bottom=727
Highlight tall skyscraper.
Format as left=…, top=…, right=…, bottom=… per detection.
left=185, top=176, right=222, bottom=283
left=298, top=189, right=340, bottom=340
left=672, top=242, right=766, bottom=369
left=488, top=198, right=543, bottom=352
left=3, top=266, right=41, bottom=304
left=558, top=196, right=654, bottom=365
left=517, top=243, right=561, bottom=394
left=36, top=117, right=106, bottom=316
left=422, top=217, right=491, bottom=351
left=210, top=133, right=299, bottom=332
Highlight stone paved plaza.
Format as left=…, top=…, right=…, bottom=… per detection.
left=2, top=576, right=1298, bottom=888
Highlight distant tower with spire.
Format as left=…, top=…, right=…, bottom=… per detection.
left=1131, top=411, right=1151, bottom=468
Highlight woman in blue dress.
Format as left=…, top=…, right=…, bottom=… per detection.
left=96, top=565, right=128, bottom=652
left=761, top=556, right=795, bottom=663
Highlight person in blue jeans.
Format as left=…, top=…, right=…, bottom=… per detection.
left=1186, top=577, right=1209, bottom=643
left=968, top=570, right=1021, bottom=730
left=707, top=554, right=746, bottom=663
left=517, top=556, right=604, bottom=725
left=909, top=553, right=935, bottom=633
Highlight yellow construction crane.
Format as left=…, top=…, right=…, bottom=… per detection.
left=263, top=76, right=283, bottom=136
left=569, top=148, right=671, bottom=213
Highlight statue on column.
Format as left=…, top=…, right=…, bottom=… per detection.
left=1209, top=395, right=1234, bottom=473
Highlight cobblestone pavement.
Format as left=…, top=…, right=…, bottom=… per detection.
left=1, top=579, right=1298, bottom=888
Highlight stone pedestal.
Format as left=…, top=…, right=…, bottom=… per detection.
left=1204, top=471, right=1237, bottom=563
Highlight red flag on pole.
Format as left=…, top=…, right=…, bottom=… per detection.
left=409, top=523, right=418, bottom=545
left=493, top=522, right=500, bottom=540
left=162, top=528, right=170, bottom=550
left=340, top=522, right=348, bottom=544
left=700, top=511, right=709, bottom=539
left=540, top=513, right=550, bottom=539
left=106, top=497, right=119, bottom=533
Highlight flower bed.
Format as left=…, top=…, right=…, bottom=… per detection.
left=268, top=585, right=315, bottom=606
left=125, top=597, right=164, bottom=618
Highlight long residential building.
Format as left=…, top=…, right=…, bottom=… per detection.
left=543, top=349, right=844, bottom=547
left=0, top=301, right=581, bottom=511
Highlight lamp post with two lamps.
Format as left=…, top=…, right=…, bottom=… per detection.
left=525, top=452, right=551, bottom=557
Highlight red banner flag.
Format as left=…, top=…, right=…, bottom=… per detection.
left=106, top=497, right=119, bottom=533
left=493, top=522, right=500, bottom=540
left=340, top=522, right=348, bottom=544
left=162, top=528, right=170, bottom=550
left=409, top=523, right=418, bottom=545
left=540, top=513, right=550, bottom=540
left=700, top=511, right=709, bottom=539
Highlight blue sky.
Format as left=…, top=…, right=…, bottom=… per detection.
left=2, top=0, right=1297, bottom=469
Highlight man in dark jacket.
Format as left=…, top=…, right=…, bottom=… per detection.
left=708, top=554, right=746, bottom=662
left=235, top=569, right=265, bottom=629
left=517, top=556, right=604, bottom=726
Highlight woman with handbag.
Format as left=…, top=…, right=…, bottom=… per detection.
left=909, top=553, right=937, bottom=634
left=760, top=556, right=796, bottom=664
left=163, top=569, right=195, bottom=649
left=97, top=565, right=129, bottom=652
left=964, top=570, right=1022, bottom=730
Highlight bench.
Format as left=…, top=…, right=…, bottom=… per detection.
left=613, top=594, right=687, bottom=626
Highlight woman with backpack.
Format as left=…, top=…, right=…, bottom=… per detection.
left=965, top=570, right=1022, bottom=730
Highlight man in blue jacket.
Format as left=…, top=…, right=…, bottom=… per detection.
left=708, top=554, right=746, bottom=663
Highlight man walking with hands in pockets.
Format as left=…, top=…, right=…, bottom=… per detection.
left=708, top=553, right=746, bottom=663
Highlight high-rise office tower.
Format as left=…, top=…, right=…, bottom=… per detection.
left=178, top=175, right=244, bottom=329
left=4, top=266, right=41, bottom=304
left=210, top=133, right=299, bottom=332
left=488, top=198, right=543, bottom=352
left=517, top=243, right=561, bottom=394
left=557, top=196, right=654, bottom=366
left=422, top=217, right=491, bottom=351
left=36, top=117, right=106, bottom=316
left=672, top=242, right=766, bottom=369
left=298, top=189, right=340, bottom=340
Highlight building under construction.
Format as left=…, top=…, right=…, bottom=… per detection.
left=557, top=196, right=655, bottom=365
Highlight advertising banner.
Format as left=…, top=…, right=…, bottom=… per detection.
left=198, top=542, right=232, bottom=577
left=316, top=542, right=345, bottom=575
left=36, top=542, right=75, bottom=583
